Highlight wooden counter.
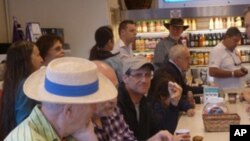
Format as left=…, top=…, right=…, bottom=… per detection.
left=176, top=102, right=250, bottom=141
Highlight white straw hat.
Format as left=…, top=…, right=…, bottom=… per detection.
left=24, top=57, right=117, bottom=104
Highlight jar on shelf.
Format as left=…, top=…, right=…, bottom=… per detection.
left=203, top=97, right=228, bottom=115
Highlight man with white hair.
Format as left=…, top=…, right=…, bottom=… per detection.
left=153, top=44, right=200, bottom=133
left=4, top=57, right=117, bottom=141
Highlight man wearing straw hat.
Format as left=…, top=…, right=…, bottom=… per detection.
left=4, top=57, right=117, bottom=141
left=153, top=18, right=189, bottom=68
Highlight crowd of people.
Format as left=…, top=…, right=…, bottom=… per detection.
left=0, top=6, right=249, bottom=141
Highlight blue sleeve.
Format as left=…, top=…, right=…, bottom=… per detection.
left=15, top=80, right=38, bottom=125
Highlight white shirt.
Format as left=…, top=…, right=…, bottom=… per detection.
left=209, top=42, right=243, bottom=90
left=112, top=39, right=133, bottom=60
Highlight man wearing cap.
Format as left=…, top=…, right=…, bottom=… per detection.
left=93, top=60, right=190, bottom=141
left=153, top=18, right=189, bottom=68
left=116, top=55, right=161, bottom=140
left=4, top=57, right=117, bottom=141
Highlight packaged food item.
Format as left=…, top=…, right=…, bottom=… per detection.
left=203, top=97, right=228, bottom=115
left=193, top=136, right=203, bottom=141
left=228, top=93, right=237, bottom=104
left=175, top=128, right=190, bottom=135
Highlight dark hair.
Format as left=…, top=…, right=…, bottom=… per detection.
left=148, top=72, right=175, bottom=107
left=0, top=41, right=35, bottom=140
left=223, top=27, right=241, bottom=39
left=36, top=34, right=64, bottom=60
left=89, top=26, right=118, bottom=60
left=118, top=20, right=135, bottom=35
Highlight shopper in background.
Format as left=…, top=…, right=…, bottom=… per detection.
left=89, top=26, right=123, bottom=82
left=244, top=7, right=250, bottom=38
left=148, top=73, right=183, bottom=134
left=242, top=7, right=250, bottom=106
left=153, top=18, right=189, bottom=69
left=4, top=57, right=118, bottom=141
left=93, top=60, right=137, bottom=140
left=209, top=27, right=248, bottom=90
left=0, top=41, right=43, bottom=140
left=112, top=20, right=137, bottom=60
left=36, top=34, right=65, bottom=66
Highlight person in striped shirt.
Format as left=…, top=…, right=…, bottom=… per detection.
left=4, top=57, right=118, bottom=141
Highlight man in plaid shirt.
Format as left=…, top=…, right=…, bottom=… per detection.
left=93, top=61, right=137, bottom=141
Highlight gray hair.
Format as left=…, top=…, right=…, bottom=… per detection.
left=169, top=44, right=188, bottom=61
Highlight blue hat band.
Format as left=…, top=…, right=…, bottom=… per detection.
left=45, top=77, right=98, bottom=97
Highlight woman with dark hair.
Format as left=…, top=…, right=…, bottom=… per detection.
left=36, top=34, right=64, bottom=66
left=89, top=26, right=123, bottom=82
left=0, top=41, right=43, bottom=140
left=148, top=72, right=182, bottom=134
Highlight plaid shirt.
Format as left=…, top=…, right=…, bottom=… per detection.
left=94, top=107, right=137, bottom=141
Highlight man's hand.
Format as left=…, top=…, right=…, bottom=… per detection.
left=186, top=109, right=195, bottom=117
left=168, top=81, right=182, bottom=106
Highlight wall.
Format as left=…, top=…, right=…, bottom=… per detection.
left=6, top=0, right=110, bottom=58
left=0, top=0, right=8, bottom=42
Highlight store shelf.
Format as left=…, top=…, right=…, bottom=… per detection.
left=136, top=32, right=168, bottom=38
left=136, top=27, right=245, bottom=37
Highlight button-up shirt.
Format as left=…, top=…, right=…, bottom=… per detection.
left=5, top=105, right=74, bottom=141
left=94, top=107, right=137, bottom=141
left=153, top=36, right=182, bottom=68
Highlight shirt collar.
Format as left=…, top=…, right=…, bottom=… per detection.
left=169, top=59, right=183, bottom=73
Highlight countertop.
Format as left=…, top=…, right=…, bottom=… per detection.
left=176, top=101, right=250, bottom=141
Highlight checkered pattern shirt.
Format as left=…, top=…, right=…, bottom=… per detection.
left=94, top=107, right=137, bottom=141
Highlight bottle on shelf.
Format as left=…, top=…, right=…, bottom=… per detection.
left=227, top=17, right=231, bottom=28
left=222, top=18, right=227, bottom=29
left=209, top=18, right=214, bottom=30
left=218, top=17, right=223, bottom=29
left=205, top=34, right=209, bottom=47
left=155, top=20, right=161, bottom=32
left=160, top=20, right=166, bottom=32
left=181, top=36, right=188, bottom=47
left=198, top=34, right=204, bottom=47
left=148, top=21, right=155, bottom=32
left=231, top=17, right=235, bottom=27
left=142, top=21, right=148, bottom=33
left=214, top=17, right=219, bottom=29
left=195, top=34, right=200, bottom=47
left=136, top=21, right=142, bottom=33
left=191, top=19, right=197, bottom=30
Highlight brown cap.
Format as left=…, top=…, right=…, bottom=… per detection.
left=164, top=18, right=189, bottom=30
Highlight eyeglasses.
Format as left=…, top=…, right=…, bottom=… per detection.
left=129, top=72, right=153, bottom=79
